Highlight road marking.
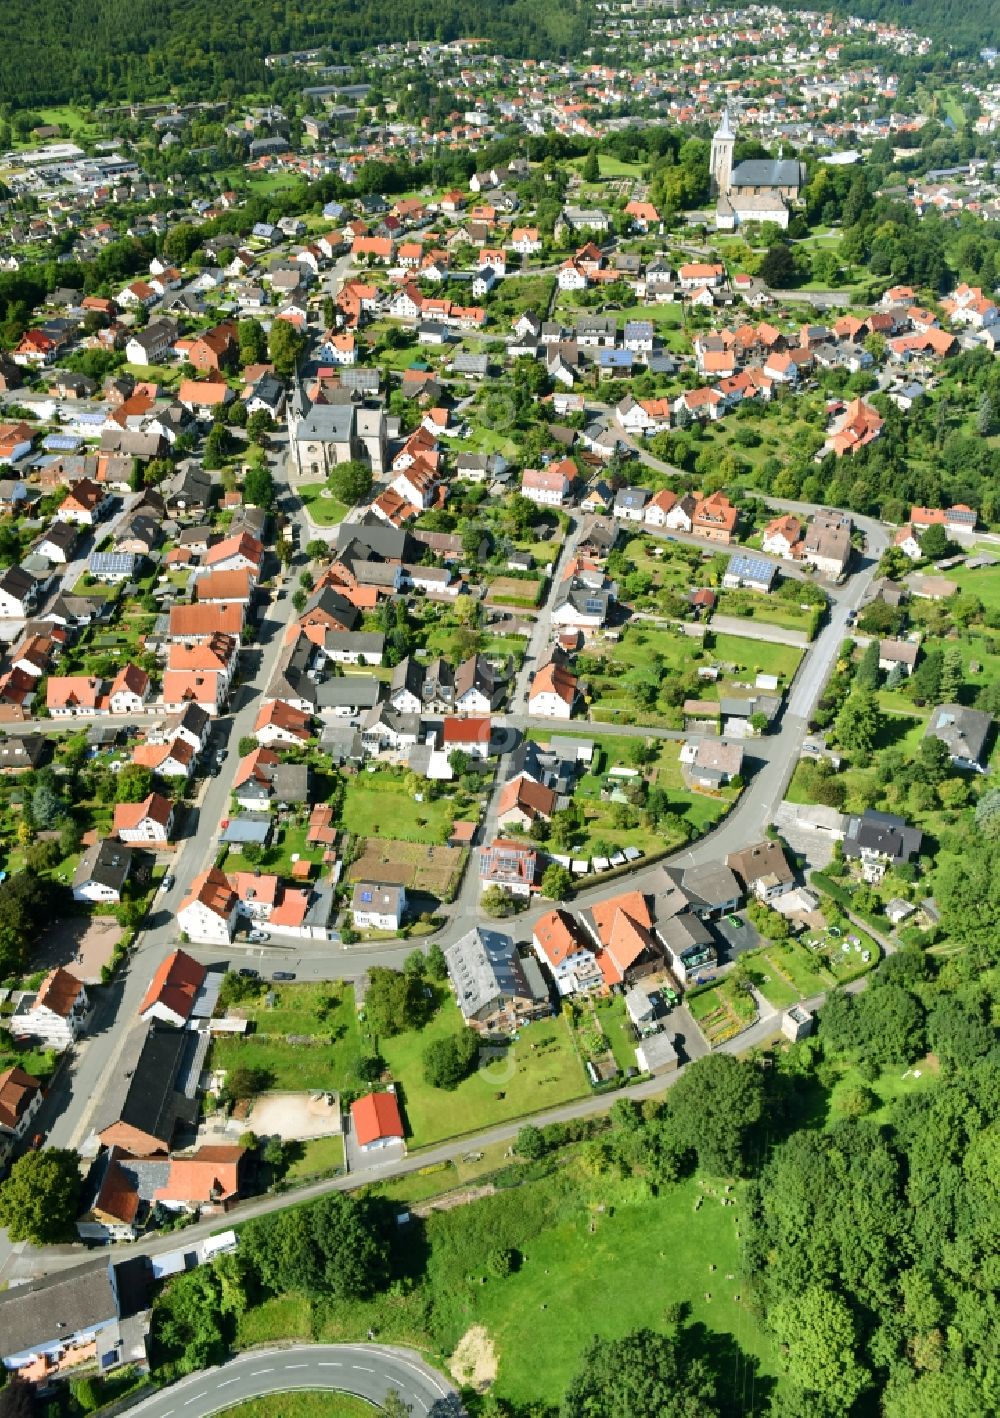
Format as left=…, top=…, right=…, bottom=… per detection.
left=250, top=1368, right=274, bottom=1376
left=352, top=1365, right=375, bottom=1374
left=284, top=1363, right=307, bottom=1369
left=217, top=1379, right=237, bottom=1388
left=183, top=1398, right=204, bottom=1407
left=318, top=1362, right=342, bottom=1368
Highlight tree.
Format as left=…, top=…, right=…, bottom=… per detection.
left=305, top=538, right=328, bottom=560
left=918, top=522, right=949, bottom=560
left=938, top=645, right=964, bottom=701
left=834, top=689, right=880, bottom=759
left=115, top=763, right=153, bottom=803
left=581, top=148, right=600, bottom=183
left=481, top=885, right=516, bottom=918
left=0, top=1149, right=82, bottom=1244
left=268, top=319, right=306, bottom=378
left=0, top=1378, right=35, bottom=1418
left=425, top=943, right=448, bottom=981
left=936, top=843, right=1000, bottom=955
left=202, top=422, right=231, bottom=470
left=771, top=1286, right=870, bottom=1417
left=423, top=1028, right=480, bottom=1090
left=246, top=409, right=273, bottom=446
left=541, top=863, right=573, bottom=901
left=291, top=589, right=307, bottom=612
left=382, top=1391, right=412, bottom=1418
left=855, top=639, right=881, bottom=692
left=667, top=1054, right=765, bottom=1176
left=562, top=1329, right=718, bottom=1418
left=30, top=777, right=64, bottom=829
left=241, top=1192, right=388, bottom=1301
left=365, top=966, right=432, bottom=1037
left=243, top=461, right=275, bottom=509
left=975, top=787, right=1000, bottom=840
left=328, top=459, right=373, bottom=505
left=760, top=242, right=799, bottom=288
left=516, top=1124, right=546, bottom=1160
left=222, top=1066, right=271, bottom=1103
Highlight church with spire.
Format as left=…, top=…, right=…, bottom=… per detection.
left=710, top=108, right=806, bottom=231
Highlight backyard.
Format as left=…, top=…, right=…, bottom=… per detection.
left=687, top=976, right=758, bottom=1047
left=377, top=997, right=588, bottom=1149
left=341, top=772, right=477, bottom=846
left=210, top=982, right=367, bottom=1094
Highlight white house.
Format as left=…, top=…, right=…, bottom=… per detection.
left=8, top=968, right=89, bottom=1049
left=528, top=662, right=577, bottom=719
left=351, top=881, right=406, bottom=932
left=137, top=949, right=208, bottom=1027
left=0, top=1066, right=44, bottom=1163
left=72, top=839, right=132, bottom=904
left=177, top=867, right=238, bottom=944
left=532, top=909, right=603, bottom=996
left=113, top=792, right=175, bottom=844
left=107, top=664, right=150, bottom=715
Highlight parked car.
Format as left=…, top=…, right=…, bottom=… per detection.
left=248, top=929, right=271, bottom=944
left=238, top=967, right=259, bottom=979
left=272, top=971, right=296, bottom=982
left=160, top=874, right=175, bottom=893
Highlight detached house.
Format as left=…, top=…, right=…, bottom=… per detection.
left=445, top=927, right=545, bottom=1032
left=8, top=968, right=89, bottom=1049
left=532, top=909, right=603, bottom=996
left=177, top=867, right=238, bottom=945
left=113, top=792, right=175, bottom=844
left=528, top=662, right=578, bottom=719
left=0, top=1067, right=43, bottom=1163
left=72, top=839, right=133, bottom=904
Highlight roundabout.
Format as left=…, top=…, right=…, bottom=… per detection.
left=128, top=1345, right=464, bottom=1417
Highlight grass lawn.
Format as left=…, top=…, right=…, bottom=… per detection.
left=298, top=484, right=348, bottom=527
left=745, top=940, right=833, bottom=1006
left=827, top=1054, right=940, bottom=1125
left=220, top=1396, right=373, bottom=1418
left=594, top=995, right=638, bottom=1073
left=688, top=977, right=757, bottom=1046
left=473, top=1172, right=777, bottom=1409
left=284, top=1133, right=345, bottom=1181
left=225, top=823, right=321, bottom=878
left=211, top=983, right=367, bottom=1093
left=711, top=632, right=803, bottom=681
left=713, top=591, right=813, bottom=637
left=342, top=774, right=471, bottom=846
left=949, top=558, right=1000, bottom=611
left=378, top=998, right=587, bottom=1149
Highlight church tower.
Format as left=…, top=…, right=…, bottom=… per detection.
left=710, top=107, right=736, bottom=198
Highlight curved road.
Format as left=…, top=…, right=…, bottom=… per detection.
left=129, top=1345, right=463, bottom=1417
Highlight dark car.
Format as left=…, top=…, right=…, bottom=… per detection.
left=238, top=967, right=260, bottom=979
left=272, top=971, right=296, bottom=982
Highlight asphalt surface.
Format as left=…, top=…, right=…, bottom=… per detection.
left=128, top=1345, right=463, bottom=1417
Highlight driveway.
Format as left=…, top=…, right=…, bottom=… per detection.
left=712, top=912, right=761, bottom=963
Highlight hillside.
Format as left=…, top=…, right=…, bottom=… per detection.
left=0, top=0, right=592, bottom=109
left=800, top=0, right=998, bottom=51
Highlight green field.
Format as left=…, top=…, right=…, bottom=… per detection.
left=378, top=998, right=587, bottom=1148
left=342, top=775, right=473, bottom=846
left=949, top=558, right=1000, bottom=610
left=284, top=1134, right=346, bottom=1181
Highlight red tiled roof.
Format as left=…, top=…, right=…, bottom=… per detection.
left=350, top=1091, right=404, bottom=1147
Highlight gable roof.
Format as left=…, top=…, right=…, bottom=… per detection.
left=139, top=949, right=208, bottom=1022
left=350, top=1090, right=404, bottom=1146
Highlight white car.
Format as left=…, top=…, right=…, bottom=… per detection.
left=248, top=929, right=270, bottom=944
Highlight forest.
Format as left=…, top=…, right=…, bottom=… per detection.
left=795, top=0, right=999, bottom=53
left=0, top=0, right=591, bottom=109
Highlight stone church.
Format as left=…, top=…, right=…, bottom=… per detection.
left=710, top=109, right=805, bottom=231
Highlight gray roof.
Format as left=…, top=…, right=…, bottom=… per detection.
left=730, top=158, right=804, bottom=189
left=74, top=838, right=132, bottom=893
left=315, top=675, right=382, bottom=710
left=220, top=814, right=273, bottom=845
left=89, top=552, right=137, bottom=575
left=445, top=926, right=531, bottom=1020
left=0, top=1260, right=118, bottom=1361
left=843, top=810, right=922, bottom=863
left=297, top=402, right=355, bottom=442
left=727, top=553, right=776, bottom=586
left=92, top=1024, right=196, bottom=1148
left=681, top=861, right=741, bottom=908
left=925, top=703, right=992, bottom=764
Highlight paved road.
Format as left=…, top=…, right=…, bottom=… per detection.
left=129, top=1345, right=462, bottom=1418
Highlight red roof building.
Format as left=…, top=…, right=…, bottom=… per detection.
left=350, top=1090, right=405, bottom=1150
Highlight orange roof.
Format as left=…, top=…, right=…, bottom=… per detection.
left=533, top=909, right=588, bottom=967
left=178, top=379, right=230, bottom=406
left=307, top=803, right=337, bottom=845
left=255, top=699, right=312, bottom=739
left=229, top=871, right=281, bottom=908
left=93, top=1150, right=141, bottom=1224
left=180, top=866, right=237, bottom=919
left=205, top=531, right=263, bottom=569
left=113, top=791, right=173, bottom=834
left=529, top=661, right=578, bottom=706
left=109, top=663, right=149, bottom=699
left=132, top=737, right=195, bottom=771
left=0, top=1066, right=41, bottom=1131
left=269, top=888, right=311, bottom=928
left=168, top=633, right=238, bottom=672
left=234, top=745, right=280, bottom=787
left=497, top=774, right=556, bottom=820
left=194, top=568, right=254, bottom=603
left=47, top=675, right=105, bottom=711
left=139, top=948, right=207, bottom=1020
left=169, top=603, right=244, bottom=638
left=350, top=1091, right=404, bottom=1146
left=442, top=716, right=491, bottom=744
left=154, top=1145, right=244, bottom=1204
left=590, top=890, right=653, bottom=948
left=34, top=967, right=84, bottom=1017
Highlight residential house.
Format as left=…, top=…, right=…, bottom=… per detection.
left=113, top=792, right=175, bottom=844
left=521, top=462, right=575, bottom=507
left=496, top=774, right=557, bottom=832
left=0, top=1066, right=43, bottom=1164
left=726, top=840, right=795, bottom=902
left=680, top=738, right=744, bottom=789
left=479, top=838, right=540, bottom=898
left=8, top=968, right=89, bottom=1049
left=94, top=1024, right=199, bottom=1155
left=924, top=704, right=993, bottom=772
left=532, top=909, right=603, bottom=996
left=842, top=809, right=922, bottom=881
left=108, top=663, right=150, bottom=714
left=528, top=662, right=577, bottom=719
left=879, top=639, right=919, bottom=676
left=177, top=867, right=239, bottom=944
left=351, top=882, right=406, bottom=932
left=722, top=553, right=776, bottom=593
left=72, top=839, right=133, bottom=904
left=138, top=949, right=208, bottom=1027
left=445, top=926, right=545, bottom=1032
left=351, top=1091, right=405, bottom=1152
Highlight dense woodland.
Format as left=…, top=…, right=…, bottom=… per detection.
left=0, top=0, right=591, bottom=108
left=798, top=0, right=1000, bottom=53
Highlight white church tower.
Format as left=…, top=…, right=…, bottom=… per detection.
left=710, top=108, right=736, bottom=198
